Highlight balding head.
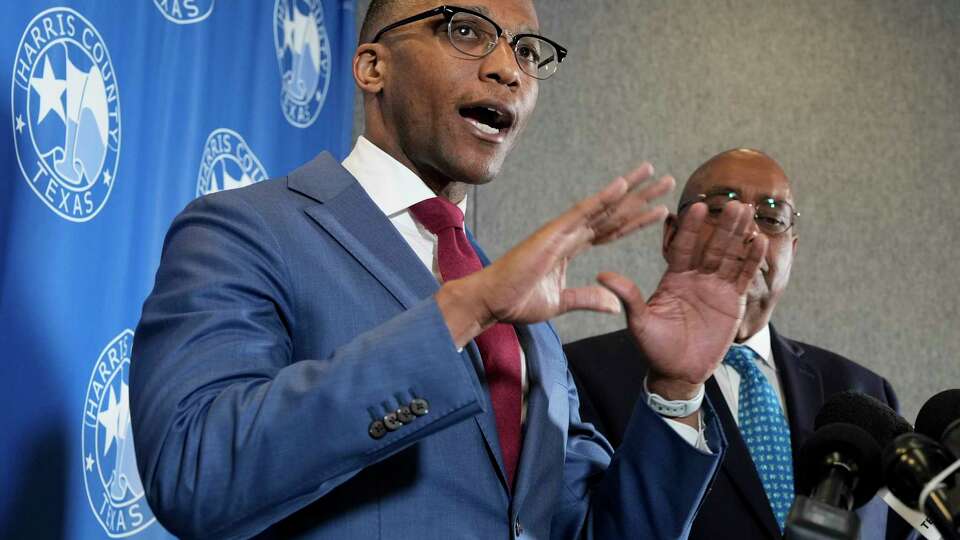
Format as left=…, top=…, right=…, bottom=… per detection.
left=679, top=148, right=792, bottom=210
left=666, top=148, right=799, bottom=341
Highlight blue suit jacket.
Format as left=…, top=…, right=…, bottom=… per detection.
left=131, top=152, right=727, bottom=540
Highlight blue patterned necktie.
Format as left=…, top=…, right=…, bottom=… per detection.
left=724, top=345, right=795, bottom=531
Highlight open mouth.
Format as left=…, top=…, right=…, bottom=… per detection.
left=459, top=104, right=514, bottom=137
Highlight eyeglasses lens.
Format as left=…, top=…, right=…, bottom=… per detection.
left=448, top=13, right=498, bottom=56
left=702, top=194, right=793, bottom=234
left=516, top=36, right=558, bottom=79
left=447, top=13, right=560, bottom=80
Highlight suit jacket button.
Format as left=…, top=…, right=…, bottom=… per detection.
left=410, top=398, right=429, bottom=416
left=396, top=406, right=415, bottom=424
left=368, top=420, right=387, bottom=439
left=514, top=516, right=523, bottom=536
left=384, top=412, right=403, bottom=431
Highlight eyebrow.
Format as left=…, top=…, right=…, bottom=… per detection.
left=456, top=4, right=541, bottom=35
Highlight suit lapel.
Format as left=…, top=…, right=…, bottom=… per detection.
left=706, top=378, right=783, bottom=538
left=289, top=154, right=511, bottom=491
left=769, top=324, right=823, bottom=474
left=465, top=339, right=510, bottom=492
left=512, top=321, right=565, bottom=508
left=289, top=152, right=440, bottom=309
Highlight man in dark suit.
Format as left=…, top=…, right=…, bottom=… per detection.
left=565, top=148, right=909, bottom=539
left=130, top=1, right=770, bottom=538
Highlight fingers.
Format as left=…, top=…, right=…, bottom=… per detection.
left=568, top=164, right=650, bottom=227
left=559, top=285, right=622, bottom=315
left=700, top=202, right=752, bottom=273
left=621, top=161, right=656, bottom=190
left=594, top=204, right=670, bottom=245
left=596, top=271, right=647, bottom=323
left=665, top=202, right=707, bottom=271
left=536, top=162, right=673, bottom=261
left=591, top=175, right=675, bottom=244
left=735, top=234, right=768, bottom=293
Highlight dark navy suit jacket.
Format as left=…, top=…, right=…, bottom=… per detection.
left=131, top=152, right=729, bottom=539
left=564, top=326, right=912, bottom=540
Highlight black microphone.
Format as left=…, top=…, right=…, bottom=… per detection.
left=916, top=389, right=960, bottom=459
left=814, top=390, right=912, bottom=450
left=883, top=432, right=960, bottom=540
left=796, top=423, right=884, bottom=510
left=786, top=391, right=910, bottom=540
left=914, top=389, right=960, bottom=534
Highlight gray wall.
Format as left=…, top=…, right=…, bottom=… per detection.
left=353, top=1, right=960, bottom=422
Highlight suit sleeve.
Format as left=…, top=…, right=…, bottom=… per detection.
left=567, top=361, right=611, bottom=447
left=130, top=194, right=484, bottom=539
left=551, top=368, right=726, bottom=539
left=882, top=376, right=901, bottom=413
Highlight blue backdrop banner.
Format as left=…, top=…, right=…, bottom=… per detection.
left=0, top=1, right=356, bottom=537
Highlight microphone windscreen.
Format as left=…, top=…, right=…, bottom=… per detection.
left=814, top=391, right=912, bottom=450
left=797, top=422, right=883, bottom=508
left=915, top=389, right=960, bottom=441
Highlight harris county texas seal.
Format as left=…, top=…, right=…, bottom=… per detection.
left=153, top=0, right=215, bottom=24
left=196, top=128, right=269, bottom=197
left=82, top=329, right=156, bottom=537
left=274, top=0, right=331, bottom=128
left=11, top=7, right=121, bottom=222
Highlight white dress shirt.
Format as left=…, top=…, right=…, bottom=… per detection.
left=715, top=324, right=788, bottom=423
left=342, top=136, right=529, bottom=423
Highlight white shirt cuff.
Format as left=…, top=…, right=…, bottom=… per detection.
left=662, top=412, right=713, bottom=454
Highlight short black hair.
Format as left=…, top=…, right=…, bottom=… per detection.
left=359, top=0, right=410, bottom=44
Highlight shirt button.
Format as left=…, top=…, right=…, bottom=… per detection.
left=368, top=419, right=387, bottom=439
left=514, top=516, right=523, bottom=537
left=384, top=412, right=403, bottom=431
left=410, top=398, right=429, bottom=416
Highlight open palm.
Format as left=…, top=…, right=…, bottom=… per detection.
left=599, top=202, right=767, bottom=392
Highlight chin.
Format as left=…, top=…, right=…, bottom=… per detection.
left=446, top=149, right=508, bottom=185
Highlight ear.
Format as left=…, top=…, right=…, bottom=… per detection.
left=791, top=233, right=799, bottom=256
left=353, top=43, right=386, bottom=95
left=661, top=214, right=678, bottom=260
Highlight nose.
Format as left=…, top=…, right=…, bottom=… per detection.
left=479, top=37, right=521, bottom=88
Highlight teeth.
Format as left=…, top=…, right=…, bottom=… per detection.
left=466, top=117, right=500, bottom=135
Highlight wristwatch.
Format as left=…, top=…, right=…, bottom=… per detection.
left=643, top=376, right=704, bottom=418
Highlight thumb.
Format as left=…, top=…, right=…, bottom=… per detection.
left=559, top=285, right=622, bottom=315
left=596, top=271, right=648, bottom=323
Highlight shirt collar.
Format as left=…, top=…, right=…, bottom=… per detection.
left=737, top=324, right=775, bottom=370
left=341, top=136, right=468, bottom=218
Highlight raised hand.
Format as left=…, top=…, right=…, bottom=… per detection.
left=437, top=163, right=675, bottom=347
left=598, top=201, right=768, bottom=400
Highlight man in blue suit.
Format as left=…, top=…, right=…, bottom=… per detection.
left=131, top=1, right=769, bottom=538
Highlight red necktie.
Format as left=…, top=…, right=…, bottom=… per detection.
left=410, top=197, right=523, bottom=489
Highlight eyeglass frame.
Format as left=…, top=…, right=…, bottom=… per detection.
left=369, top=5, right=568, bottom=79
left=677, top=189, right=800, bottom=235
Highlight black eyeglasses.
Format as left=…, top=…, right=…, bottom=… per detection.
left=678, top=190, right=800, bottom=236
left=370, top=5, right=568, bottom=80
